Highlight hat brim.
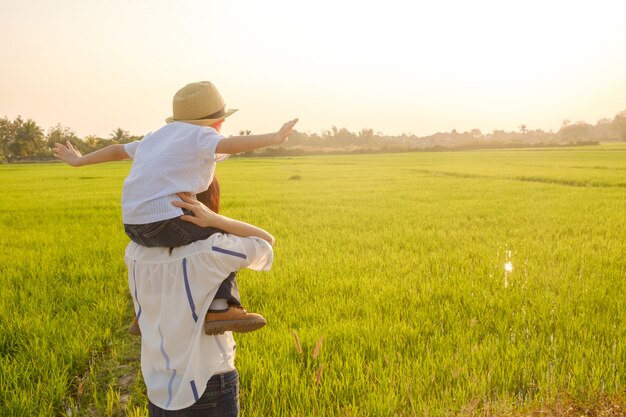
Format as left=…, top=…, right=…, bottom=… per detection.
left=165, top=108, right=238, bottom=126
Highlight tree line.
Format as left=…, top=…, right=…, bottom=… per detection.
left=1, top=110, right=625, bottom=162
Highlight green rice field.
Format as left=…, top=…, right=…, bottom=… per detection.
left=1, top=144, right=625, bottom=416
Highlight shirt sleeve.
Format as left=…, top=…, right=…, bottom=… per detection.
left=123, top=140, right=141, bottom=159
left=209, top=234, right=274, bottom=273
left=197, top=128, right=229, bottom=163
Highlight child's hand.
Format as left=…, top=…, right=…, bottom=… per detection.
left=274, top=118, right=299, bottom=145
left=172, top=192, right=221, bottom=228
left=53, top=141, right=83, bottom=167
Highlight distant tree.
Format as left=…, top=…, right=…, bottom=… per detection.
left=110, top=127, right=130, bottom=143
left=0, top=116, right=17, bottom=162
left=334, top=127, right=357, bottom=146
left=592, top=118, right=620, bottom=141
left=614, top=110, right=626, bottom=141
left=519, top=124, right=528, bottom=135
left=83, top=135, right=102, bottom=151
left=46, top=124, right=79, bottom=149
left=488, top=130, right=508, bottom=143
left=557, top=121, right=594, bottom=142
left=11, top=119, right=45, bottom=159
left=358, top=128, right=374, bottom=137
left=470, top=128, right=482, bottom=139
left=358, top=128, right=375, bottom=145
left=285, top=131, right=307, bottom=146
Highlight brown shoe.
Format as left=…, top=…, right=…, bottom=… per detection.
left=129, top=316, right=141, bottom=336
left=204, top=306, right=267, bottom=335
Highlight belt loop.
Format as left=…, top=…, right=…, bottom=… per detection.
left=220, top=373, right=226, bottom=389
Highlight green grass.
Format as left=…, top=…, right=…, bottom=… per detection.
left=1, top=144, right=625, bottom=416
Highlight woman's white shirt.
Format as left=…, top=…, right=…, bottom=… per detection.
left=125, top=233, right=273, bottom=410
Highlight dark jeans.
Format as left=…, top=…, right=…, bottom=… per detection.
left=148, top=370, right=239, bottom=417
left=124, top=214, right=241, bottom=305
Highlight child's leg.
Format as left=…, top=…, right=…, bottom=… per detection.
left=204, top=270, right=266, bottom=335
left=215, top=272, right=241, bottom=306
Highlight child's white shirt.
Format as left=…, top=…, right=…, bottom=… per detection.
left=122, top=122, right=228, bottom=224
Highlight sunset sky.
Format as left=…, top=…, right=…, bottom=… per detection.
left=1, top=0, right=625, bottom=138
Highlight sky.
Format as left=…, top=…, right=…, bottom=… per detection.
left=1, top=0, right=626, bottom=138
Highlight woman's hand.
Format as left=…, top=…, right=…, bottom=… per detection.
left=173, top=192, right=275, bottom=245
left=172, top=192, right=221, bottom=228
left=54, top=141, right=83, bottom=166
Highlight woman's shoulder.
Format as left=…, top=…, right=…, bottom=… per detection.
left=124, top=233, right=272, bottom=266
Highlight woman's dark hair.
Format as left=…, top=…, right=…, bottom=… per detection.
left=196, top=176, right=220, bottom=213
left=169, top=178, right=221, bottom=255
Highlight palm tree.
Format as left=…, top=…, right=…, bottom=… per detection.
left=110, top=128, right=130, bottom=143
left=84, top=135, right=101, bottom=150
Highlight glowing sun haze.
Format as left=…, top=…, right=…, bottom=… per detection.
left=1, top=0, right=625, bottom=138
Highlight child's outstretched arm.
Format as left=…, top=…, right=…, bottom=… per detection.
left=172, top=193, right=275, bottom=246
left=215, top=118, right=298, bottom=155
left=54, top=141, right=130, bottom=167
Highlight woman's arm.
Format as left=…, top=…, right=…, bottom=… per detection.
left=54, top=141, right=130, bottom=167
left=172, top=193, right=275, bottom=246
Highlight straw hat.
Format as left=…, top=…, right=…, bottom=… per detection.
left=165, top=81, right=238, bottom=126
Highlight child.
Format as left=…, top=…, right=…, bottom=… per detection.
left=55, top=80, right=298, bottom=335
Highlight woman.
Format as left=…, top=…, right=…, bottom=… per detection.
left=126, top=178, right=275, bottom=416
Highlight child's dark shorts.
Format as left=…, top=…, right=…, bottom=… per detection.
left=124, top=211, right=221, bottom=248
